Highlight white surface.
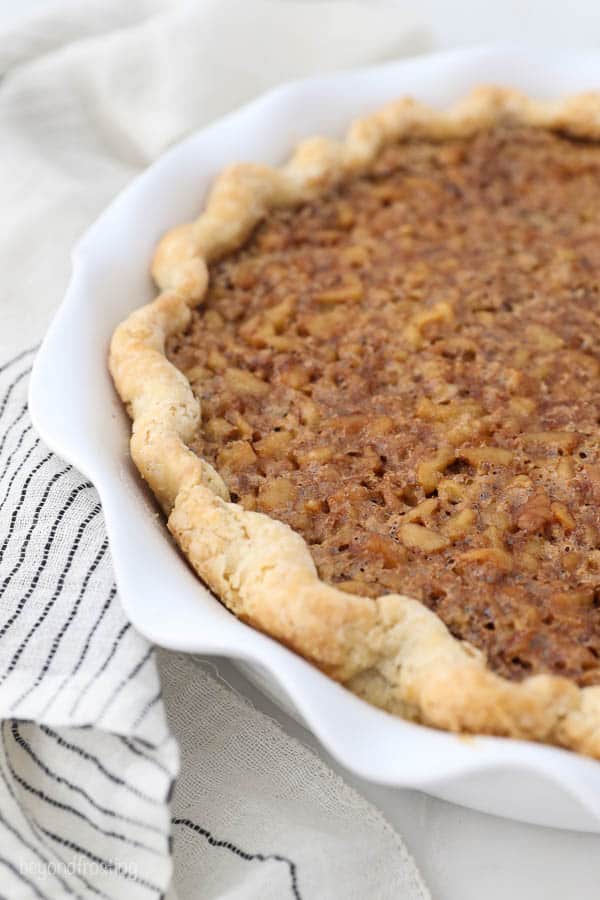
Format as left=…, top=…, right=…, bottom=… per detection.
left=1, top=0, right=599, bottom=49
left=0, top=0, right=47, bottom=22
left=30, top=45, right=600, bottom=837
left=213, top=657, right=600, bottom=900
left=13, top=1, right=600, bottom=896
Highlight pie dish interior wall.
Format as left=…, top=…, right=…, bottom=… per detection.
left=30, top=45, right=600, bottom=831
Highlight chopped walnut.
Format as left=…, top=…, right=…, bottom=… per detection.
left=516, top=492, right=554, bottom=534
left=399, top=523, right=449, bottom=553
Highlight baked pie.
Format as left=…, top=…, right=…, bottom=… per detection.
left=110, top=87, right=600, bottom=758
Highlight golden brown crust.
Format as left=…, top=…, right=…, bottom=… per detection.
left=109, top=87, right=600, bottom=758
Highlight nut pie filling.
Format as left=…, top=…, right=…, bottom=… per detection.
left=167, top=124, right=600, bottom=688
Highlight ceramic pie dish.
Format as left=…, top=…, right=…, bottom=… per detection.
left=30, top=45, right=600, bottom=831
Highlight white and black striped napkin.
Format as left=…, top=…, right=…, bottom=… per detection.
left=0, top=2, right=432, bottom=897
left=0, top=347, right=177, bottom=898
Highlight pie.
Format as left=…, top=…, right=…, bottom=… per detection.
left=110, top=87, right=600, bottom=758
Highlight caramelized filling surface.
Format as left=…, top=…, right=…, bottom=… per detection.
left=167, top=125, right=600, bottom=686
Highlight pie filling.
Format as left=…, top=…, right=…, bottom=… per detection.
left=167, top=124, right=600, bottom=687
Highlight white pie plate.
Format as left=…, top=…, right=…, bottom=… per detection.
left=30, top=44, right=600, bottom=832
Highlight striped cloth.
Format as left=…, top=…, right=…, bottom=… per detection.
left=0, top=2, right=431, bottom=898
left=0, top=346, right=177, bottom=898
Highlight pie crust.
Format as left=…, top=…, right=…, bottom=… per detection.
left=109, top=87, right=600, bottom=758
